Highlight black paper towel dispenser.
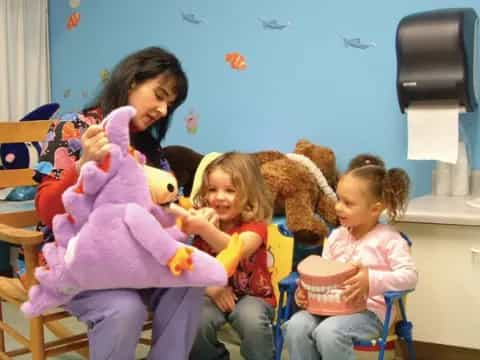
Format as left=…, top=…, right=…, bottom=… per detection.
left=396, top=8, right=479, bottom=113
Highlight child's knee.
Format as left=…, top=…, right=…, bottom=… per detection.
left=312, top=320, right=342, bottom=345
left=197, top=300, right=225, bottom=332
left=284, top=311, right=313, bottom=339
left=239, top=316, right=272, bottom=339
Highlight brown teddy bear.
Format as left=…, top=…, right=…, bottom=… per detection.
left=163, top=140, right=338, bottom=246
left=254, top=139, right=338, bottom=245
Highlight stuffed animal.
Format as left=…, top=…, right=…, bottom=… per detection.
left=0, top=103, right=60, bottom=201
left=21, top=106, right=242, bottom=318
left=253, top=139, right=338, bottom=245
left=162, top=145, right=204, bottom=197
left=0, top=103, right=59, bottom=170
left=162, top=140, right=338, bottom=245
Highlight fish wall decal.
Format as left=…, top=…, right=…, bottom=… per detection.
left=181, top=11, right=207, bottom=25
left=258, top=18, right=290, bottom=30
left=341, top=36, right=376, bottom=50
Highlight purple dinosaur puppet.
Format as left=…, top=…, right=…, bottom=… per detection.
left=21, top=106, right=241, bottom=317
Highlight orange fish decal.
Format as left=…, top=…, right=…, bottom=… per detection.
left=225, top=52, right=247, bottom=70
left=67, top=12, right=80, bottom=30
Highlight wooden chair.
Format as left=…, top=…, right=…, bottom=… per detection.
left=0, top=120, right=90, bottom=359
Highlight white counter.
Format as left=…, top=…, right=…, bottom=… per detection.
left=398, top=195, right=480, bottom=226
left=396, top=194, right=480, bottom=349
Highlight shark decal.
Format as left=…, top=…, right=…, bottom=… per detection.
left=341, top=36, right=376, bottom=50
left=258, top=18, right=290, bottom=30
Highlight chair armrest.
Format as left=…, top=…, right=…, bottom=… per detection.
left=383, top=289, right=414, bottom=301
left=0, top=223, right=44, bottom=246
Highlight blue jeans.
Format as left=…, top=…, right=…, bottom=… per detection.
left=65, top=287, right=204, bottom=360
left=190, top=295, right=275, bottom=360
left=284, top=310, right=383, bottom=360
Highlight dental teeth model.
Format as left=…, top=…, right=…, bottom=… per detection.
left=298, top=255, right=367, bottom=315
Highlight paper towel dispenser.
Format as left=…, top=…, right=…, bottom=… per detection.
left=396, top=8, right=479, bottom=113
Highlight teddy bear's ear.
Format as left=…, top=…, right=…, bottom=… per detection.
left=294, top=139, right=313, bottom=155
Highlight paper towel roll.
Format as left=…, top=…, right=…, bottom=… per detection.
left=407, top=103, right=463, bottom=163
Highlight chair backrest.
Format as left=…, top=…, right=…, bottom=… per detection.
left=0, top=120, right=52, bottom=228
left=266, top=219, right=294, bottom=305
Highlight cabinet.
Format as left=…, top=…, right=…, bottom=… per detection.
left=396, top=195, right=480, bottom=349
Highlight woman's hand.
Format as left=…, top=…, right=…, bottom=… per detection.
left=206, top=286, right=237, bottom=313
left=294, top=280, right=308, bottom=308
left=181, top=207, right=219, bottom=235
left=342, top=263, right=369, bottom=305
left=76, top=125, right=111, bottom=172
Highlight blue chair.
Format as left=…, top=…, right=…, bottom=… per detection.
left=274, top=233, right=415, bottom=360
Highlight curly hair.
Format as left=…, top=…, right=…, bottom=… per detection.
left=349, top=163, right=410, bottom=221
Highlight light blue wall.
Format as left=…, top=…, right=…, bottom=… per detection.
left=49, top=0, right=480, bottom=197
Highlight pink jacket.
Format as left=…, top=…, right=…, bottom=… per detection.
left=324, top=224, right=418, bottom=323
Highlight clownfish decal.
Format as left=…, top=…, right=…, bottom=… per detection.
left=225, top=52, right=247, bottom=71
left=67, top=12, right=80, bottom=30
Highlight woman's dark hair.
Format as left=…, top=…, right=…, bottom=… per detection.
left=85, top=47, right=188, bottom=166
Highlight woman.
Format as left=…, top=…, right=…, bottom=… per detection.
left=33, top=47, right=203, bottom=360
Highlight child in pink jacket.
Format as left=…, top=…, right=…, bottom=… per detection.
left=284, top=155, right=418, bottom=360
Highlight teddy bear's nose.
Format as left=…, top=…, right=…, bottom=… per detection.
left=167, top=183, right=175, bottom=193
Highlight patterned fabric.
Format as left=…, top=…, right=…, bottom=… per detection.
left=193, top=222, right=276, bottom=307
left=36, top=108, right=103, bottom=179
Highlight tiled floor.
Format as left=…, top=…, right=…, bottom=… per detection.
left=2, top=301, right=286, bottom=359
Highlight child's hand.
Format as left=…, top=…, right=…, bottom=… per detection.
left=206, top=286, right=237, bottom=313
left=197, top=207, right=219, bottom=226
left=342, top=263, right=369, bottom=305
left=181, top=207, right=219, bottom=235
left=294, top=280, right=308, bottom=308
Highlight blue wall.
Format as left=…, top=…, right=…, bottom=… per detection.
left=49, top=0, right=480, bottom=197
